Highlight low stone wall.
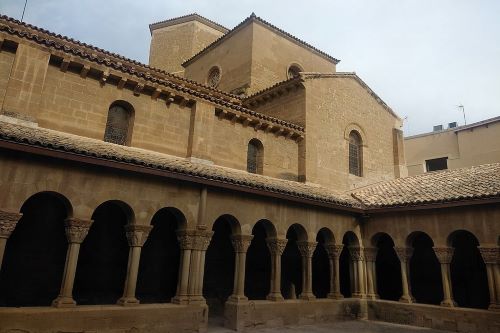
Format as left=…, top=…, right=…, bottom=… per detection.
left=224, top=298, right=364, bottom=331
left=367, top=300, right=500, bottom=333
left=0, top=303, right=208, bottom=333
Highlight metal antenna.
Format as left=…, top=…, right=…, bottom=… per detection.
left=21, top=0, right=28, bottom=22
left=457, top=104, right=467, bottom=125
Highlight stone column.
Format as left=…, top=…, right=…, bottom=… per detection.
left=296, top=241, right=317, bottom=300
left=325, top=243, right=344, bottom=299
left=52, top=218, right=93, bottom=307
left=478, top=247, right=500, bottom=310
left=349, top=247, right=365, bottom=298
left=0, top=210, right=22, bottom=272
left=395, top=247, right=414, bottom=303
left=266, top=238, right=287, bottom=301
left=190, top=228, right=213, bottom=303
left=228, top=235, right=253, bottom=302
left=117, top=224, right=152, bottom=306
left=433, top=247, right=456, bottom=307
left=172, top=230, right=195, bottom=305
left=364, top=247, right=379, bottom=300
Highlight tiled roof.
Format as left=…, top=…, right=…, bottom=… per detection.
left=182, top=13, right=340, bottom=67
left=352, top=164, right=500, bottom=208
left=150, top=13, right=229, bottom=33
left=0, top=15, right=304, bottom=133
left=0, top=120, right=355, bottom=209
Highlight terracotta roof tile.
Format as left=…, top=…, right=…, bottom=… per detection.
left=150, top=13, right=229, bottom=33
left=352, top=164, right=500, bottom=208
left=0, top=120, right=354, bottom=208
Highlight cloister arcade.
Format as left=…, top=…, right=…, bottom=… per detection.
left=0, top=191, right=498, bottom=314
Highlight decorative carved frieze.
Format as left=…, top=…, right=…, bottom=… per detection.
left=296, top=241, right=317, bottom=258
left=324, top=243, right=344, bottom=259
left=64, top=218, right=93, bottom=244
left=395, top=247, right=414, bottom=263
left=348, top=246, right=365, bottom=261
left=266, top=238, right=288, bottom=256
left=231, top=235, right=253, bottom=253
left=124, top=224, right=153, bottom=247
left=0, top=211, right=22, bottom=238
left=478, top=247, right=499, bottom=264
left=363, top=247, right=378, bottom=262
left=433, top=247, right=454, bottom=264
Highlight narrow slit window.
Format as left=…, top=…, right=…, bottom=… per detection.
left=349, top=131, right=362, bottom=176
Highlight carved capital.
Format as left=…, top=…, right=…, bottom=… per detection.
left=433, top=247, right=454, bottom=264
left=0, top=210, right=22, bottom=238
left=349, top=246, right=365, bottom=261
left=395, top=247, right=414, bottom=263
left=266, top=238, right=288, bottom=256
left=324, top=243, right=344, bottom=259
left=124, top=224, right=153, bottom=247
left=64, top=218, right=93, bottom=244
left=176, top=230, right=196, bottom=250
left=231, top=235, right=253, bottom=253
left=478, top=247, right=499, bottom=264
left=363, top=247, right=378, bottom=262
left=192, top=230, right=213, bottom=251
left=296, top=241, right=317, bottom=258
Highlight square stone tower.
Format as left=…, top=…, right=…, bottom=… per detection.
left=149, top=13, right=228, bottom=75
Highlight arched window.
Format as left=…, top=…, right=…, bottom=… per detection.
left=247, top=139, right=264, bottom=174
left=287, top=64, right=303, bottom=79
left=104, top=101, right=134, bottom=146
left=207, top=66, right=221, bottom=88
left=348, top=131, right=362, bottom=176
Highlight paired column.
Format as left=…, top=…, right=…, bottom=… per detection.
left=325, top=243, right=344, bottom=299
left=0, top=210, right=22, bottom=272
left=187, top=227, right=213, bottom=303
left=363, top=247, right=379, bottom=300
left=228, top=235, right=253, bottom=302
left=266, top=238, right=287, bottom=301
left=117, top=224, right=152, bottom=306
left=433, top=247, right=456, bottom=307
left=349, top=246, right=365, bottom=298
left=478, top=247, right=500, bottom=311
left=172, top=230, right=196, bottom=304
left=296, top=241, right=317, bottom=300
left=395, top=247, right=414, bottom=303
left=52, top=218, right=93, bottom=307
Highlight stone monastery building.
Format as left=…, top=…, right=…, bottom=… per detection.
left=0, top=12, right=499, bottom=333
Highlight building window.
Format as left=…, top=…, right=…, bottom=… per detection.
left=247, top=139, right=264, bottom=174
left=104, top=101, right=134, bottom=145
left=425, top=157, right=448, bottom=172
left=287, top=64, right=303, bottom=79
left=207, top=66, right=221, bottom=88
left=349, top=131, right=362, bottom=176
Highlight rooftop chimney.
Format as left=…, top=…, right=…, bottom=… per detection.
left=448, top=122, right=457, bottom=128
left=433, top=125, right=443, bottom=132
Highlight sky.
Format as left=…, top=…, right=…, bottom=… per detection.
left=1, top=0, right=499, bottom=135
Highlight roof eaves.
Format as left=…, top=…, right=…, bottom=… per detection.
left=149, top=13, right=229, bottom=34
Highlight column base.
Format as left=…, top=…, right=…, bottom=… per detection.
left=117, top=296, right=140, bottom=306
left=351, top=293, right=365, bottom=299
left=399, top=295, right=414, bottom=303
left=488, top=303, right=500, bottom=311
left=52, top=296, right=76, bottom=308
left=227, top=295, right=248, bottom=303
left=266, top=293, right=284, bottom=302
left=188, top=296, right=207, bottom=305
left=171, top=295, right=190, bottom=305
left=299, top=293, right=316, bottom=301
left=440, top=299, right=456, bottom=307
left=365, top=294, right=379, bottom=300
left=327, top=292, right=344, bottom=300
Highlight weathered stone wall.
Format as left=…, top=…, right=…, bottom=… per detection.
left=251, top=86, right=306, bottom=126
left=0, top=49, right=15, bottom=108
left=304, top=77, right=401, bottom=190
left=149, top=21, right=224, bottom=74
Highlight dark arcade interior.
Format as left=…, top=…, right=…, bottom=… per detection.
left=312, top=229, right=331, bottom=298
left=374, top=233, right=402, bottom=301
left=281, top=224, right=304, bottom=299
left=340, top=232, right=357, bottom=298
left=73, top=201, right=130, bottom=305
left=245, top=220, right=272, bottom=300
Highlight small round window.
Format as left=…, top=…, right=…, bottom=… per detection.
left=287, top=64, right=303, bottom=79
left=207, top=66, right=221, bottom=88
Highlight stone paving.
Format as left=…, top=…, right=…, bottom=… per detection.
left=207, top=320, right=452, bottom=333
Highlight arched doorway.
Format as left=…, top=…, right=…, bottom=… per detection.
left=203, top=215, right=240, bottom=317
left=340, top=231, right=359, bottom=298
left=312, top=228, right=333, bottom=298
left=245, top=220, right=275, bottom=300
left=0, top=192, right=70, bottom=306
left=73, top=201, right=132, bottom=305
left=449, top=230, right=489, bottom=309
left=407, top=232, right=443, bottom=305
left=281, top=224, right=307, bottom=299
left=136, top=208, right=185, bottom=303
left=373, top=233, right=402, bottom=301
